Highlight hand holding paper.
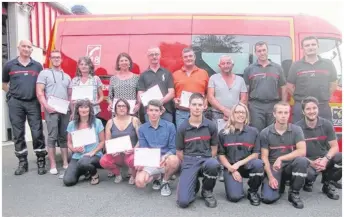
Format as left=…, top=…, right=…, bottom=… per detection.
left=72, top=85, right=94, bottom=101
left=134, top=148, right=161, bottom=167
left=71, top=127, right=97, bottom=148
left=105, top=135, right=133, bottom=154
left=47, top=96, right=70, bottom=114
left=179, top=91, right=193, bottom=108
left=140, top=85, right=163, bottom=106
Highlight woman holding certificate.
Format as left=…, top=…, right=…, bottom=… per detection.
left=100, top=98, right=141, bottom=184
left=107, top=53, right=140, bottom=116
left=63, top=99, right=105, bottom=186
left=71, top=56, right=104, bottom=118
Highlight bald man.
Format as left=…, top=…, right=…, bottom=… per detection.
left=138, top=47, right=175, bottom=123
left=2, top=40, right=47, bottom=175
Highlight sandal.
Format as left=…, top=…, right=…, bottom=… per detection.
left=90, top=173, right=100, bottom=185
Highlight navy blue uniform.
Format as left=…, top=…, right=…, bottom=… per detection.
left=218, top=126, right=264, bottom=202
left=176, top=118, right=220, bottom=208
left=2, top=57, right=46, bottom=158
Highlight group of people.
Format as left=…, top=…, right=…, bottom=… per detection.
left=1, top=36, right=341, bottom=209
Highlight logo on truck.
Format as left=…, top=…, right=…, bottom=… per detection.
left=86, top=45, right=101, bottom=65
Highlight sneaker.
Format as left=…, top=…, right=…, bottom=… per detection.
left=49, top=168, right=58, bottom=175
left=161, top=181, right=172, bottom=196
left=322, top=182, right=340, bottom=200
left=128, top=176, right=135, bottom=185
left=288, top=191, right=304, bottom=209
left=108, top=172, right=115, bottom=177
left=58, top=172, right=65, bottom=179
left=114, top=175, right=123, bottom=184
left=152, top=179, right=161, bottom=190
left=201, top=190, right=217, bottom=208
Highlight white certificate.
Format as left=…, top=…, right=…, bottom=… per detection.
left=179, top=91, right=193, bottom=108
left=140, top=85, right=163, bottom=107
left=217, top=119, right=227, bottom=133
left=134, top=148, right=161, bottom=167
left=71, top=127, right=97, bottom=148
left=105, top=135, right=133, bottom=154
left=47, top=96, right=70, bottom=114
left=72, top=85, right=94, bottom=101
left=112, top=98, right=137, bottom=114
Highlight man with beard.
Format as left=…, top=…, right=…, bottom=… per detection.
left=295, top=96, right=341, bottom=200
left=244, top=41, right=287, bottom=132
left=138, top=47, right=175, bottom=123
left=2, top=40, right=47, bottom=175
left=287, top=36, right=338, bottom=123
left=260, top=102, right=308, bottom=209
left=176, top=93, right=220, bottom=208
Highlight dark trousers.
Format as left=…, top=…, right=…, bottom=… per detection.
left=248, top=100, right=277, bottom=132
left=177, top=156, right=220, bottom=208
left=307, top=153, right=342, bottom=184
left=223, top=159, right=264, bottom=202
left=7, top=97, right=46, bottom=158
left=292, top=101, right=332, bottom=123
left=63, top=156, right=101, bottom=186
left=261, top=157, right=309, bottom=204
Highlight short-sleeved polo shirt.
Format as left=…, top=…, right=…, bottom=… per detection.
left=218, top=125, right=260, bottom=164
left=260, top=123, right=305, bottom=164
left=138, top=67, right=174, bottom=113
left=208, top=73, right=247, bottom=112
left=173, top=66, right=209, bottom=99
left=36, top=68, right=71, bottom=101
left=287, top=57, right=337, bottom=102
left=176, top=117, right=218, bottom=157
left=2, top=57, right=43, bottom=100
left=295, top=117, right=336, bottom=160
left=243, top=61, right=286, bottom=102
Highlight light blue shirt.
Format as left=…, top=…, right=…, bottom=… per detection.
left=66, top=118, right=104, bottom=160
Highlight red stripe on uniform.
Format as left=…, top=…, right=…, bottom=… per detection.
left=305, top=136, right=327, bottom=141
left=223, top=143, right=254, bottom=148
left=269, top=145, right=295, bottom=150
left=9, top=70, right=39, bottom=76
left=248, top=73, right=279, bottom=80
left=296, top=70, right=328, bottom=76
left=184, top=136, right=211, bottom=143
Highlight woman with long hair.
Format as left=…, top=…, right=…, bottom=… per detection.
left=100, top=98, right=140, bottom=184
left=107, top=52, right=140, bottom=115
left=218, top=103, right=264, bottom=206
left=71, top=56, right=104, bottom=119
left=63, top=99, right=105, bottom=186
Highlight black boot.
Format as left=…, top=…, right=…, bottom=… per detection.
left=15, top=157, right=28, bottom=175
left=247, top=189, right=261, bottom=206
left=303, top=181, right=313, bottom=192
left=201, top=190, right=217, bottom=208
left=195, top=179, right=200, bottom=194
left=322, top=182, right=340, bottom=200
left=288, top=190, right=304, bottom=209
left=332, top=181, right=342, bottom=189
left=37, top=156, right=47, bottom=175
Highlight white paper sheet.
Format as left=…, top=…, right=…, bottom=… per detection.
left=179, top=91, right=193, bottom=108
left=134, top=148, right=161, bottom=167
left=112, top=98, right=136, bottom=114
left=71, top=127, right=97, bottom=148
left=105, top=135, right=133, bottom=154
left=71, top=85, right=94, bottom=101
left=47, top=96, right=70, bottom=114
left=217, top=119, right=227, bottom=133
left=140, top=85, right=163, bottom=107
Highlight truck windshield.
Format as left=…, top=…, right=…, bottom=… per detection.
left=318, top=38, right=342, bottom=87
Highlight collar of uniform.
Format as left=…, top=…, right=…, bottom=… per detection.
left=147, top=66, right=163, bottom=73
left=148, top=119, right=164, bottom=129
left=269, top=123, right=292, bottom=134
left=301, top=117, right=323, bottom=129
left=254, top=59, right=273, bottom=67
left=14, top=57, right=34, bottom=66
left=181, top=66, right=199, bottom=74
left=301, top=55, right=323, bottom=63
left=185, top=117, right=209, bottom=130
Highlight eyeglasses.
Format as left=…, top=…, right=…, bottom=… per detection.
left=234, top=111, right=246, bottom=115
left=50, top=56, right=61, bottom=59
left=148, top=53, right=160, bottom=57
left=116, top=104, right=127, bottom=108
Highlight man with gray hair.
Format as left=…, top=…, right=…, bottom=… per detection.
left=138, top=47, right=175, bottom=123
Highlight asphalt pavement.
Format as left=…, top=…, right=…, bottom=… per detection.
left=2, top=144, right=342, bottom=217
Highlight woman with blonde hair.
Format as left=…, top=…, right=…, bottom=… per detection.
left=218, top=103, right=264, bottom=206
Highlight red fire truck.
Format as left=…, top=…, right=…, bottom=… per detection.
left=44, top=13, right=342, bottom=150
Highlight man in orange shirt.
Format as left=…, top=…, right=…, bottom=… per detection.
left=173, top=48, right=209, bottom=128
